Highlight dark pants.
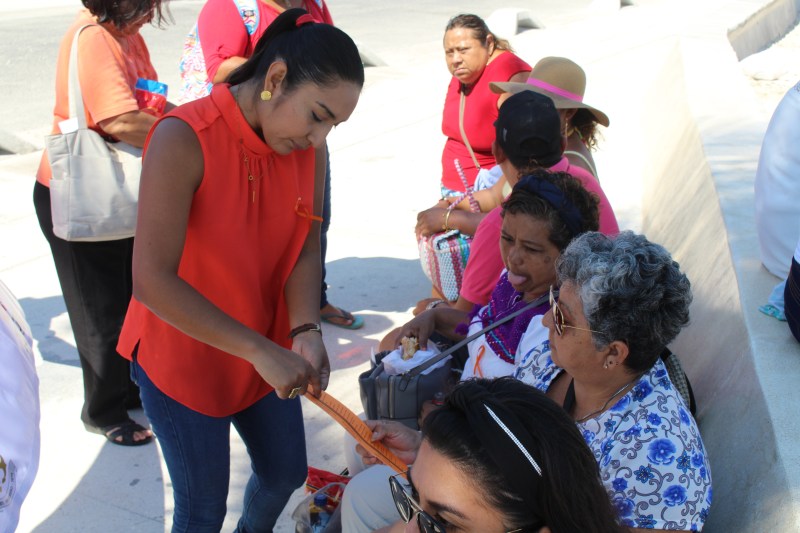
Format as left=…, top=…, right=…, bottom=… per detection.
left=785, top=257, right=800, bottom=343
left=34, top=181, right=138, bottom=428
left=320, top=146, right=332, bottom=308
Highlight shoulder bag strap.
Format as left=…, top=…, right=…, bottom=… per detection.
left=458, top=89, right=481, bottom=171
left=399, top=292, right=550, bottom=389
left=67, top=25, right=95, bottom=131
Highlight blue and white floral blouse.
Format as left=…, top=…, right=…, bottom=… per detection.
left=514, top=332, right=712, bottom=531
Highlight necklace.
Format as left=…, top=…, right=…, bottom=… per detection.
left=564, top=376, right=640, bottom=423
left=231, top=85, right=263, bottom=204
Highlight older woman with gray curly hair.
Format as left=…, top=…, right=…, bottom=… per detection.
left=514, top=230, right=712, bottom=532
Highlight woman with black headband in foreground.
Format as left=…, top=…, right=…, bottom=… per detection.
left=382, top=378, right=623, bottom=533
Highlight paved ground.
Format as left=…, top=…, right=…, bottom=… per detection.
left=1, top=0, right=795, bottom=531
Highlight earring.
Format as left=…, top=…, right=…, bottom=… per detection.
left=260, top=90, right=272, bottom=101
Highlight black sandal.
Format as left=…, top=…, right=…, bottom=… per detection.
left=85, top=419, right=154, bottom=446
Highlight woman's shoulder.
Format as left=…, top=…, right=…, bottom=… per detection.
left=486, top=51, right=531, bottom=76
left=513, top=316, right=557, bottom=389
left=600, top=360, right=705, bottom=447
left=587, top=360, right=712, bottom=530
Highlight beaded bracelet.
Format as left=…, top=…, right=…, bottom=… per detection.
left=425, top=299, right=447, bottom=311
left=289, top=323, right=322, bottom=338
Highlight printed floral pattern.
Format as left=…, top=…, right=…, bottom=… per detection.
left=514, top=345, right=712, bottom=530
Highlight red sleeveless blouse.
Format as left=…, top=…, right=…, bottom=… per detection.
left=118, top=84, right=316, bottom=416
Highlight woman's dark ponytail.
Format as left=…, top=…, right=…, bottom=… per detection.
left=227, top=8, right=364, bottom=92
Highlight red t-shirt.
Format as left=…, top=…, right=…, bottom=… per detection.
left=117, top=84, right=316, bottom=416
left=199, top=0, right=333, bottom=82
left=440, top=52, right=530, bottom=191
left=459, top=158, right=619, bottom=305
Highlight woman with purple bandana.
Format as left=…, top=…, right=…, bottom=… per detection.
left=387, top=169, right=599, bottom=379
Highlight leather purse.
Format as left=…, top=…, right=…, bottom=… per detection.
left=45, top=25, right=143, bottom=242
left=359, top=294, right=549, bottom=429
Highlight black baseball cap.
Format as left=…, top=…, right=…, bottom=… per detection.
left=494, top=91, right=563, bottom=168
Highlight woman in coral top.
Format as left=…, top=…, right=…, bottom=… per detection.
left=184, top=0, right=363, bottom=330
left=117, top=9, right=364, bottom=532
left=34, top=0, right=172, bottom=447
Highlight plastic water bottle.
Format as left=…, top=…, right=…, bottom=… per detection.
left=432, top=391, right=446, bottom=406
left=310, top=493, right=330, bottom=533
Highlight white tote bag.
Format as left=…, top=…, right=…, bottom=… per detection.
left=45, top=24, right=142, bottom=242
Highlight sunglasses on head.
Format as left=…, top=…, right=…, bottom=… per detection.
left=549, top=286, right=602, bottom=337
left=390, top=472, right=540, bottom=533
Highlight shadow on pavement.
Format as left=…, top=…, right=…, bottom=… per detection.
left=20, top=295, right=80, bottom=367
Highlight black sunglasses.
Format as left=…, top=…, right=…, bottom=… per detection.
left=390, top=472, right=446, bottom=533
left=389, top=472, right=540, bottom=533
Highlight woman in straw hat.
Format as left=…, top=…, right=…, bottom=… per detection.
left=491, top=56, right=610, bottom=179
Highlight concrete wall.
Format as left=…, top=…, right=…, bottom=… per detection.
left=505, top=0, right=800, bottom=530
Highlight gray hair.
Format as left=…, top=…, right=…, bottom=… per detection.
left=556, top=231, right=692, bottom=373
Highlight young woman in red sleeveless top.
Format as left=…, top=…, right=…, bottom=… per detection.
left=116, top=9, right=364, bottom=532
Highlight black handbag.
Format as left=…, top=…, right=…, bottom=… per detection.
left=358, top=293, right=549, bottom=429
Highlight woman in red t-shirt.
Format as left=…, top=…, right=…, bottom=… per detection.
left=438, top=13, right=530, bottom=195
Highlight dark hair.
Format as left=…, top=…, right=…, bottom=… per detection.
left=556, top=231, right=692, bottom=373
left=506, top=138, right=563, bottom=169
left=445, top=13, right=512, bottom=52
left=423, top=378, right=623, bottom=533
left=82, top=0, right=169, bottom=29
left=227, top=8, right=364, bottom=94
left=502, top=169, right=600, bottom=251
left=570, top=109, right=602, bottom=150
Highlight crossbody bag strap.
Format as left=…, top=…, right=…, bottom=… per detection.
left=458, top=89, right=481, bottom=171
left=67, top=25, right=95, bottom=131
left=399, top=292, right=550, bottom=388
left=453, top=159, right=481, bottom=213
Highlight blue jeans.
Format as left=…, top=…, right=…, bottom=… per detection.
left=132, top=358, right=307, bottom=533
left=786, top=258, right=800, bottom=342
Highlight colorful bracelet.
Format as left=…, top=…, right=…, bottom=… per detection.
left=289, top=323, right=322, bottom=338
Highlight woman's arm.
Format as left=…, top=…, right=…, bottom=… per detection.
left=415, top=207, right=486, bottom=238
left=496, top=70, right=530, bottom=108
left=198, top=0, right=251, bottom=83
left=413, top=295, right=475, bottom=316
left=98, top=110, right=158, bottom=148
left=213, top=56, right=248, bottom=83
left=283, top=145, right=330, bottom=394
left=393, top=307, right=469, bottom=350
left=132, top=118, right=318, bottom=398
left=447, top=177, right=506, bottom=212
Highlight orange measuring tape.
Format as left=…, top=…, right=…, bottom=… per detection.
left=305, top=391, right=407, bottom=477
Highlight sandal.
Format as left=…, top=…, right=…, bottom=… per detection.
left=84, top=419, right=154, bottom=447
left=321, top=306, right=364, bottom=330
left=758, top=304, right=787, bottom=322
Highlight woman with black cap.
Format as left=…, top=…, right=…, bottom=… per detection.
left=414, top=90, right=618, bottom=316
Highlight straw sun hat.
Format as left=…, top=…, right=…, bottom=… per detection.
left=490, top=56, right=610, bottom=127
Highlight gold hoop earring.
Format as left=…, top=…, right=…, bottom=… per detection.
left=260, top=90, right=272, bottom=101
